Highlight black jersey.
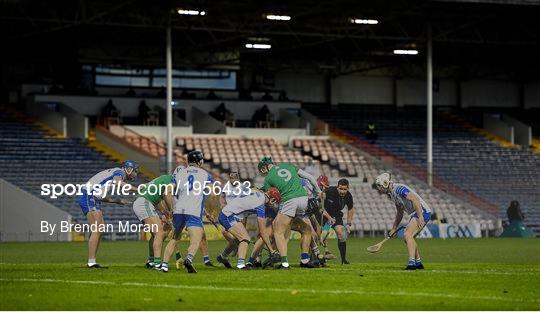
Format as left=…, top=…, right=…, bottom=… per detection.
left=324, top=186, right=353, bottom=219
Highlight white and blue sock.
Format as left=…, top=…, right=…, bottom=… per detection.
left=408, top=258, right=415, bottom=266
left=203, top=255, right=210, bottom=263
left=301, top=253, right=310, bottom=264
left=237, top=258, right=245, bottom=268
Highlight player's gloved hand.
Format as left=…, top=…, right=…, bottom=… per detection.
left=388, top=227, right=397, bottom=238
left=329, top=217, right=336, bottom=225
left=346, top=224, right=351, bottom=234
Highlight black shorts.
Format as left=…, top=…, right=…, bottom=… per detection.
left=332, top=218, right=344, bottom=228
left=265, top=206, right=277, bottom=220
left=328, top=212, right=344, bottom=228
left=305, top=198, right=319, bottom=216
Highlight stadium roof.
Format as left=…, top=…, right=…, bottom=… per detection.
left=2, top=0, right=540, bottom=80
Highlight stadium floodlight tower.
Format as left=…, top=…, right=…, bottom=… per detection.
left=166, top=15, right=173, bottom=174
left=426, top=23, right=433, bottom=186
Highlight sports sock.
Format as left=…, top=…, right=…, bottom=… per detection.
left=203, top=255, right=210, bottom=263
left=186, top=253, right=194, bottom=263
left=281, top=256, right=289, bottom=267
left=88, top=258, right=96, bottom=265
left=416, top=258, right=422, bottom=265
left=237, top=258, right=245, bottom=268
left=148, top=236, right=154, bottom=258
left=301, top=253, right=310, bottom=264
left=162, top=262, right=168, bottom=268
left=147, top=257, right=154, bottom=263
left=408, top=258, right=415, bottom=266
left=222, top=242, right=237, bottom=258
left=312, top=245, right=320, bottom=257
left=175, top=252, right=182, bottom=261
left=337, top=241, right=347, bottom=262
left=248, top=257, right=255, bottom=264
left=153, top=257, right=161, bottom=266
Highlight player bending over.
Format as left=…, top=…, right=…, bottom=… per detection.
left=79, top=160, right=138, bottom=268
left=244, top=197, right=279, bottom=268
left=217, top=187, right=281, bottom=269
left=162, top=151, right=212, bottom=273
left=258, top=156, right=322, bottom=269
left=312, top=175, right=336, bottom=260
left=288, top=176, right=332, bottom=267
left=215, top=172, right=252, bottom=267
left=375, top=172, right=431, bottom=270
left=302, top=175, right=336, bottom=265
left=133, top=174, right=175, bottom=269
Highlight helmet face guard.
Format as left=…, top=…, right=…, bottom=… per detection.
left=123, top=160, right=139, bottom=179
left=229, top=171, right=240, bottom=182
left=317, top=175, right=330, bottom=189
left=257, top=156, right=274, bottom=174
left=266, top=187, right=281, bottom=205
left=187, top=150, right=204, bottom=165
left=375, top=172, right=391, bottom=193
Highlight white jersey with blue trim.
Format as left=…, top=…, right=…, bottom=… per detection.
left=389, top=183, right=431, bottom=216
left=84, top=167, right=126, bottom=200
left=224, top=183, right=251, bottom=203
left=301, top=178, right=317, bottom=199
left=172, top=165, right=212, bottom=217
left=221, top=190, right=266, bottom=218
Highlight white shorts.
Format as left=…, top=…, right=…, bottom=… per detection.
left=279, top=196, right=308, bottom=218
left=133, top=197, right=158, bottom=221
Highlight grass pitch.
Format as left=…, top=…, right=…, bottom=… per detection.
left=1, top=238, right=539, bottom=310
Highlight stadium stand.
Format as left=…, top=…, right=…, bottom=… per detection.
left=304, top=104, right=539, bottom=235
left=1, top=103, right=502, bottom=238
left=175, top=136, right=317, bottom=180
left=0, top=108, right=144, bottom=239
left=117, top=126, right=498, bottom=235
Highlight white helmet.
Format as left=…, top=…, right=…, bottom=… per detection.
left=375, top=172, right=391, bottom=191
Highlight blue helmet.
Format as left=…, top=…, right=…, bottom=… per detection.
left=122, top=160, right=139, bottom=171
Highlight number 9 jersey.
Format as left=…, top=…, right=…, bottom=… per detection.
left=171, top=165, right=213, bottom=217
left=262, top=162, right=307, bottom=203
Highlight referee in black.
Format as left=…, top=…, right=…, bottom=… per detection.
left=323, top=178, right=354, bottom=264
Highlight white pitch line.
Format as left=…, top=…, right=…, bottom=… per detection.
left=1, top=262, right=538, bottom=276
left=323, top=268, right=540, bottom=276
left=0, top=278, right=538, bottom=304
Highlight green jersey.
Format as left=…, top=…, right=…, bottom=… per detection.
left=262, top=163, right=307, bottom=202
left=138, top=174, right=173, bottom=205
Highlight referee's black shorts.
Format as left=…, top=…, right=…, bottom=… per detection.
left=328, top=212, right=344, bottom=228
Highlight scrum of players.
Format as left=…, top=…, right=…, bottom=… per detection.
left=79, top=150, right=432, bottom=271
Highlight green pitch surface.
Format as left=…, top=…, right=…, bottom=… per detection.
left=1, top=238, right=539, bottom=310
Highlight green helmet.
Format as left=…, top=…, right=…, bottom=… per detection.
left=258, top=156, right=274, bottom=172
